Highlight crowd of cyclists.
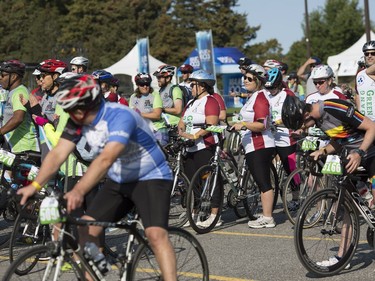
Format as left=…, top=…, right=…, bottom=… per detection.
left=0, top=40, right=375, bottom=279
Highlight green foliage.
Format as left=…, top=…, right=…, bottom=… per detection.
left=286, top=0, right=365, bottom=71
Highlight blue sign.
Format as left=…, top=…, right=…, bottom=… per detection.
left=137, top=38, right=149, bottom=73
left=195, top=30, right=216, bottom=76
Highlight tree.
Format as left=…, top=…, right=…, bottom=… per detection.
left=286, top=0, right=364, bottom=71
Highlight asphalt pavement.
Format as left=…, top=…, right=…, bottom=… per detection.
left=0, top=199, right=375, bottom=281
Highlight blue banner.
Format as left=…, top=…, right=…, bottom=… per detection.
left=195, top=30, right=216, bottom=77
left=137, top=38, right=149, bottom=73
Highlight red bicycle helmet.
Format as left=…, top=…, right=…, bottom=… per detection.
left=178, top=64, right=194, bottom=74
left=134, top=73, right=152, bottom=85
left=38, top=59, right=67, bottom=74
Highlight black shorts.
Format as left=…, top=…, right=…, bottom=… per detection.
left=86, top=179, right=172, bottom=229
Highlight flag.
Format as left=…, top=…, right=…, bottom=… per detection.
left=137, top=38, right=149, bottom=73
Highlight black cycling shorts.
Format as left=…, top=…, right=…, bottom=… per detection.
left=86, top=179, right=172, bottom=229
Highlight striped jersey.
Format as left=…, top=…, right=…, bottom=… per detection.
left=239, top=90, right=275, bottom=153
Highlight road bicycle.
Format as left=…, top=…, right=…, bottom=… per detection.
left=294, top=149, right=374, bottom=276
left=3, top=192, right=209, bottom=281
left=186, top=125, right=279, bottom=234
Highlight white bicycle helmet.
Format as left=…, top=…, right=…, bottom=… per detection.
left=70, top=56, right=89, bottom=67
left=189, top=69, right=216, bottom=87
left=310, top=65, right=334, bottom=79
left=245, top=64, right=267, bottom=81
left=263, top=59, right=282, bottom=69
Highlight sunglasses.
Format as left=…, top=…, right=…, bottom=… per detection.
left=313, top=80, right=326, bottom=86
left=0, top=72, right=10, bottom=78
left=71, top=67, right=78, bottom=71
left=244, top=76, right=255, bottom=82
left=36, top=75, right=41, bottom=80
left=40, top=73, right=51, bottom=79
left=138, top=83, right=150, bottom=87
left=364, top=51, right=375, bottom=57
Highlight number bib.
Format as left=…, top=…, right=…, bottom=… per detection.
left=301, top=137, right=318, bottom=151
left=39, top=197, right=61, bottom=225
left=27, top=165, right=39, bottom=181
left=322, top=155, right=342, bottom=175
left=0, top=149, right=16, bottom=167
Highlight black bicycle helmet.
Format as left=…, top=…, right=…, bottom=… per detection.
left=281, top=95, right=306, bottom=130
left=0, top=60, right=26, bottom=77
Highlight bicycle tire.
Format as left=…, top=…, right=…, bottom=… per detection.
left=169, top=172, right=190, bottom=228
left=130, top=226, right=209, bottom=281
left=3, top=244, right=85, bottom=280
left=243, top=165, right=279, bottom=219
left=282, top=167, right=324, bottom=225
left=186, top=165, right=224, bottom=234
left=294, top=188, right=359, bottom=276
left=9, top=212, right=51, bottom=271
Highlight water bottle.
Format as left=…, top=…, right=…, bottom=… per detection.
left=84, top=242, right=111, bottom=275
left=11, top=183, right=19, bottom=191
left=357, top=181, right=373, bottom=207
left=227, top=167, right=238, bottom=185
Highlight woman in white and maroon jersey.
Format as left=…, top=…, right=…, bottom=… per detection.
left=231, top=64, right=277, bottom=229
left=178, top=69, right=222, bottom=228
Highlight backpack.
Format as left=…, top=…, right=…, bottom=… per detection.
left=169, top=85, right=193, bottom=107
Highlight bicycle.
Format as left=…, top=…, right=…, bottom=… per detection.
left=294, top=149, right=373, bottom=276
left=3, top=192, right=209, bottom=281
left=0, top=149, right=42, bottom=248
left=164, top=135, right=191, bottom=228
left=186, top=125, right=279, bottom=234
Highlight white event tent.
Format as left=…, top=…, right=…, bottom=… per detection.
left=327, top=31, right=375, bottom=77
left=105, top=44, right=171, bottom=89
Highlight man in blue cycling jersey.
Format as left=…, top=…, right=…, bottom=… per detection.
left=18, top=74, right=177, bottom=280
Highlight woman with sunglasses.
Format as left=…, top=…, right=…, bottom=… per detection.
left=231, top=64, right=277, bottom=228
left=305, top=65, right=347, bottom=104
left=129, top=73, right=168, bottom=146
left=178, top=69, right=222, bottom=228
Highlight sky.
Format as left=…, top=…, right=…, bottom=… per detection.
left=234, top=0, right=375, bottom=54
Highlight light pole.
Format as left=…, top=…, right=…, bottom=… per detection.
left=364, top=0, right=371, bottom=41
left=304, top=0, right=312, bottom=57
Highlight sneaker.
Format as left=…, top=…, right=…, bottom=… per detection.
left=316, top=256, right=351, bottom=269
left=248, top=215, right=276, bottom=229
left=182, top=214, right=198, bottom=228
left=196, top=215, right=222, bottom=228
left=287, top=200, right=300, bottom=212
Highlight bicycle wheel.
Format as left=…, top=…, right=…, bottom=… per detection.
left=169, top=172, right=190, bottom=227
left=243, top=165, right=279, bottom=219
left=283, top=168, right=324, bottom=225
left=130, top=227, right=209, bottom=281
left=186, top=165, right=224, bottom=234
left=9, top=211, right=51, bottom=269
left=3, top=244, right=85, bottom=280
left=294, top=188, right=359, bottom=276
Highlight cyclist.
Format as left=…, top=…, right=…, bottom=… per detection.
left=70, top=56, right=89, bottom=74
left=92, top=69, right=119, bottom=103
left=355, top=40, right=375, bottom=202
left=108, top=77, right=128, bottom=105
left=0, top=60, right=40, bottom=155
left=17, top=74, right=177, bottom=281
left=287, top=72, right=304, bottom=100
left=265, top=68, right=298, bottom=210
left=178, top=63, right=194, bottom=89
left=297, top=56, right=322, bottom=97
left=282, top=95, right=375, bottom=267
left=129, top=73, right=168, bottom=145
left=178, top=69, right=221, bottom=227
left=231, top=64, right=277, bottom=228
left=30, top=68, right=44, bottom=102
left=230, top=57, right=252, bottom=101
left=305, top=64, right=346, bottom=104
left=153, top=64, right=183, bottom=127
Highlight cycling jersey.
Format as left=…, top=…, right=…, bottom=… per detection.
left=239, top=90, right=275, bottom=153
left=305, top=88, right=346, bottom=104
left=356, top=68, right=375, bottom=121
left=159, top=83, right=183, bottom=125
left=3, top=85, right=40, bottom=153
left=212, top=93, right=226, bottom=111
left=182, top=95, right=220, bottom=153
left=40, top=94, right=57, bottom=122
left=269, top=88, right=296, bottom=147
left=129, top=91, right=166, bottom=131
left=61, top=101, right=172, bottom=183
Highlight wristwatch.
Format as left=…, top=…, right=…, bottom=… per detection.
left=353, top=148, right=365, bottom=158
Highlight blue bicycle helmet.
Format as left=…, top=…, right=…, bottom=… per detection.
left=265, top=68, right=283, bottom=89
left=189, top=69, right=216, bottom=87
left=92, top=70, right=113, bottom=83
